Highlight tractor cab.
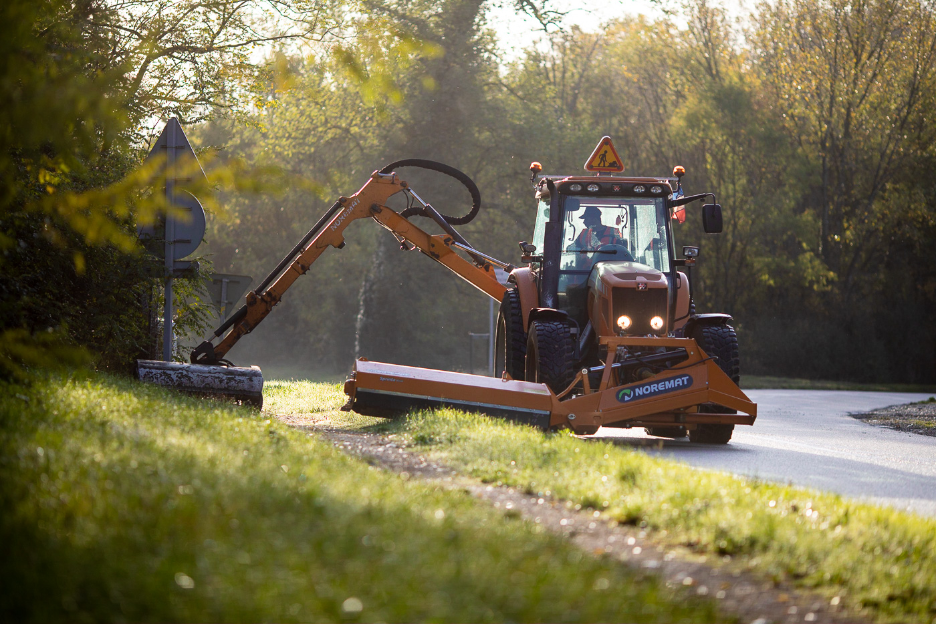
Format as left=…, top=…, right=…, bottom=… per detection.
left=530, top=178, right=678, bottom=334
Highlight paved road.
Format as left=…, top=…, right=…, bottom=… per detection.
left=591, top=390, right=936, bottom=517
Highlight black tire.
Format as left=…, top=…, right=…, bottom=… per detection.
left=689, top=323, right=739, bottom=445
left=645, top=426, right=687, bottom=439
left=525, top=319, right=577, bottom=394
left=495, top=288, right=526, bottom=380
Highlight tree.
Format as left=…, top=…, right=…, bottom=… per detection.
left=752, top=0, right=936, bottom=307
left=1, top=0, right=325, bottom=376
left=1, top=0, right=150, bottom=377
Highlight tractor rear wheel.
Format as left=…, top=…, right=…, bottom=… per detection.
left=525, top=319, right=576, bottom=394
left=689, top=323, right=739, bottom=445
left=495, top=288, right=526, bottom=381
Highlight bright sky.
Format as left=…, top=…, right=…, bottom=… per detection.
left=486, top=0, right=750, bottom=61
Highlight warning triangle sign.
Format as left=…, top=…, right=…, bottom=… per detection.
left=584, top=136, right=625, bottom=173
left=144, top=118, right=207, bottom=182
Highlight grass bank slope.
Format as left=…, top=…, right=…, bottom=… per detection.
left=390, top=408, right=936, bottom=624
left=0, top=373, right=721, bottom=623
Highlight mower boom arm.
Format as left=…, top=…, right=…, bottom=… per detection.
left=191, top=171, right=508, bottom=364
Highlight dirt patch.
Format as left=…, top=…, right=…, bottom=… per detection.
left=275, top=412, right=865, bottom=624
left=851, top=399, right=936, bottom=437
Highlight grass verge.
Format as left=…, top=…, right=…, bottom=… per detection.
left=372, top=407, right=936, bottom=624
left=0, top=372, right=722, bottom=623
left=741, top=376, right=936, bottom=393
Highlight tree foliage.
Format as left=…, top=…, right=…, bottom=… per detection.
left=3, top=0, right=933, bottom=383
left=201, top=0, right=935, bottom=382
left=0, top=0, right=339, bottom=378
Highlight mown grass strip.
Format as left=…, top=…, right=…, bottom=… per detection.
left=741, top=375, right=936, bottom=393
left=0, top=373, right=723, bottom=623
left=375, top=407, right=936, bottom=624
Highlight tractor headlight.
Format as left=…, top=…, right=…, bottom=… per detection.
left=617, top=315, right=632, bottom=331
left=633, top=185, right=646, bottom=193
left=569, top=183, right=582, bottom=192
left=650, top=185, right=662, bottom=194
left=650, top=316, right=664, bottom=331
left=587, top=183, right=600, bottom=192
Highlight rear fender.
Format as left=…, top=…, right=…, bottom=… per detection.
left=682, top=313, right=732, bottom=337
left=527, top=308, right=571, bottom=326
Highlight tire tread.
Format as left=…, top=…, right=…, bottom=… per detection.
left=689, top=323, right=739, bottom=445
left=527, top=320, right=576, bottom=394
left=497, top=288, right=527, bottom=380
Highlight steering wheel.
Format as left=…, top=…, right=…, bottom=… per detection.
left=596, top=244, right=635, bottom=262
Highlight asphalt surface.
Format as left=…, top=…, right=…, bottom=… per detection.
left=591, top=390, right=936, bottom=517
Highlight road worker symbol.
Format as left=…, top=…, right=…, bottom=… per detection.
left=584, top=136, right=625, bottom=172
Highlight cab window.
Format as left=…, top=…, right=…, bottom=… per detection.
left=557, top=196, right=670, bottom=323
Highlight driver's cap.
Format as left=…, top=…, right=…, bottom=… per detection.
left=580, top=206, right=601, bottom=220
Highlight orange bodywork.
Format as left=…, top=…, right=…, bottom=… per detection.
left=344, top=334, right=756, bottom=435
left=510, top=267, right=538, bottom=330
left=673, top=272, right=691, bottom=332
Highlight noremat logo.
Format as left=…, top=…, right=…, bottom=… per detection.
left=330, top=199, right=360, bottom=231
left=379, top=376, right=402, bottom=383
left=616, top=374, right=693, bottom=403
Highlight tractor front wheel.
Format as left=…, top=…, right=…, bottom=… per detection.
left=525, top=319, right=576, bottom=394
left=689, top=323, right=740, bottom=445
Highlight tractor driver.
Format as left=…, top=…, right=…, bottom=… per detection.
left=572, top=206, right=624, bottom=249
left=567, top=206, right=626, bottom=267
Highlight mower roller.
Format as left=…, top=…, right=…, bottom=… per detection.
left=136, top=360, right=263, bottom=407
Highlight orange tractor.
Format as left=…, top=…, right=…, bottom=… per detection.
left=139, top=138, right=755, bottom=442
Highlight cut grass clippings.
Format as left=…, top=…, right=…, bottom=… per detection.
left=0, top=373, right=723, bottom=623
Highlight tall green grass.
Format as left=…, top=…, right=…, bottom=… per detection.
left=0, top=373, right=722, bottom=623
left=394, top=408, right=936, bottom=623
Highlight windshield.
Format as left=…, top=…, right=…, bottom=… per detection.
left=552, top=196, right=671, bottom=323
left=528, top=194, right=672, bottom=322
left=560, top=197, right=670, bottom=273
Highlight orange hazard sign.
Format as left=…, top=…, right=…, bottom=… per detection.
left=584, top=136, right=624, bottom=172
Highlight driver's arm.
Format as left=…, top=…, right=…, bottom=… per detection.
left=566, top=229, right=587, bottom=251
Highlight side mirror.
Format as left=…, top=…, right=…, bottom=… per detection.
left=702, top=204, right=722, bottom=234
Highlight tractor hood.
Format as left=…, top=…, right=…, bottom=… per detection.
left=587, top=261, right=670, bottom=337
left=587, top=261, right=668, bottom=290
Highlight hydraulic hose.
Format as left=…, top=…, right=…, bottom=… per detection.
left=379, top=158, right=481, bottom=225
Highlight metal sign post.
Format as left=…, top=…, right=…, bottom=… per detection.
left=205, top=274, right=253, bottom=321
left=162, top=123, right=178, bottom=361
left=143, top=118, right=208, bottom=362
